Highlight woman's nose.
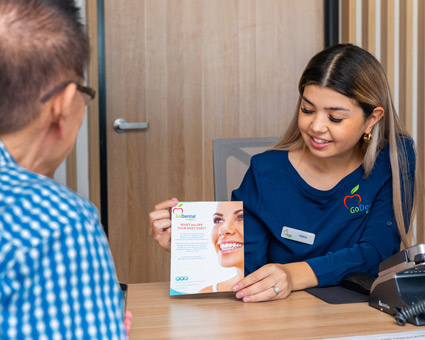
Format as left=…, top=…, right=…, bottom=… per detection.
left=219, top=221, right=235, bottom=235
left=310, top=113, right=328, bottom=133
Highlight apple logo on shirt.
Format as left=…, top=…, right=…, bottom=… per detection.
left=343, top=185, right=361, bottom=209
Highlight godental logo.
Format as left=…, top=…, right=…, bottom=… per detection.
left=175, top=276, right=189, bottom=281
left=172, top=203, right=184, bottom=215
left=172, top=203, right=196, bottom=219
left=282, top=227, right=292, bottom=238
left=343, top=185, right=370, bottom=214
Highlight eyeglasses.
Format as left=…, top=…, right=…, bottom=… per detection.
left=40, top=80, right=96, bottom=105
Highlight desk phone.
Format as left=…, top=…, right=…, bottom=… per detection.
left=369, top=243, right=425, bottom=326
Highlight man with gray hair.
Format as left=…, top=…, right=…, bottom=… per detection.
left=0, top=0, right=127, bottom=338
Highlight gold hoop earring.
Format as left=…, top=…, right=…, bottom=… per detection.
left=363, top=133, right=372, bottom=142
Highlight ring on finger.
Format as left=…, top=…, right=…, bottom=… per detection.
left=272, top=285, right=280, bottom=296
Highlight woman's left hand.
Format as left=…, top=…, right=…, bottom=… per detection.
left=232, top=263, right=292, bottom=302
left=232, top=262, right=318, bottom=303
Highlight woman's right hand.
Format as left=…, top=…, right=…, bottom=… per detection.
left=148, top=197, right=179, bottom=253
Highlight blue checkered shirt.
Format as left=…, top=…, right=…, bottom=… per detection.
left=0, top=141, right=126, bottom=340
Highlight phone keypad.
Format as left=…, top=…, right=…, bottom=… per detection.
left=398, top=265, right=425, bottom=276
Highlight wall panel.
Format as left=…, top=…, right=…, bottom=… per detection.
left=340, top=0, right=425, bottom=244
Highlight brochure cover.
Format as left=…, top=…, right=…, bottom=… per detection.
left=170, top=201, right=244, bottom=295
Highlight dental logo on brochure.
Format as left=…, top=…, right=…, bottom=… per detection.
left=343, top=185, right=371, bottom=214
left=172, top=203, right=197, bottom=221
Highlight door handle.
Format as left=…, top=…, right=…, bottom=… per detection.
left=113, top=118, right=149, bottom=133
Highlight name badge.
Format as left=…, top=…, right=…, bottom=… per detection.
left=281, top=226, right=315, bottom=245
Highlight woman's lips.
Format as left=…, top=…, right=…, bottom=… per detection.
left=310, top=136, right=332, bottom=149
left=218, top=242, right=244, bottom=255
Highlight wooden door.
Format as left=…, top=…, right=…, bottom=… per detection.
left=104, top=0, right=324, bottom=283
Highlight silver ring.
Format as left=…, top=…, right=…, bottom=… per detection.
left=272, top=285, right=280, bottom=296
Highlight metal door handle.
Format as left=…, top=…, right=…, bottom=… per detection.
left=113, top=118, right=149, bottom=133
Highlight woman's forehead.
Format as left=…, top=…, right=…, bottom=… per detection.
left=302, top=85, right=360, bottom=109
left=215, top=202, right=243, bottom=213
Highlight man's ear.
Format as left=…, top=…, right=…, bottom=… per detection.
left=49, top=82, right=77, bottom=138
left=365, top=107, right=384, bottom=134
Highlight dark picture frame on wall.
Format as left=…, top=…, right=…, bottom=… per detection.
left=325, top=0, right=339, bottom=47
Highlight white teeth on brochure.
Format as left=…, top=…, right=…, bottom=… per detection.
left=220, top=243, right=242, bottom=250
left=312, top=137, right=328, bottom=144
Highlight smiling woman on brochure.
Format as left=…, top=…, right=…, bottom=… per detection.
left=199, top=201, right=244, bottom=293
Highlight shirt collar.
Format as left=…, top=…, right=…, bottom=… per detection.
left=0, top=140, right=17, bottom=168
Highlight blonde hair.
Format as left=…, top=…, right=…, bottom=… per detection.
left=274, top=44, right=416, bottom=248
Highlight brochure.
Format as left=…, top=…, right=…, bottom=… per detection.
left=170, top=201, right=244, bottom=295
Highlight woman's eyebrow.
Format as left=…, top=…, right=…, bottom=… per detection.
left=213, top=213, right=224, bottom=217
left=302, top=96, right=314, bottom=106
left=233, top=209, right=243, bottom=215
left=302, top=95, right=349, bottom=111
left=326, top=105, right=349, bottom=111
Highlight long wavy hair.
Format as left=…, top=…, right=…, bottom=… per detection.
left=273, top=44, right=416, bottom=247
